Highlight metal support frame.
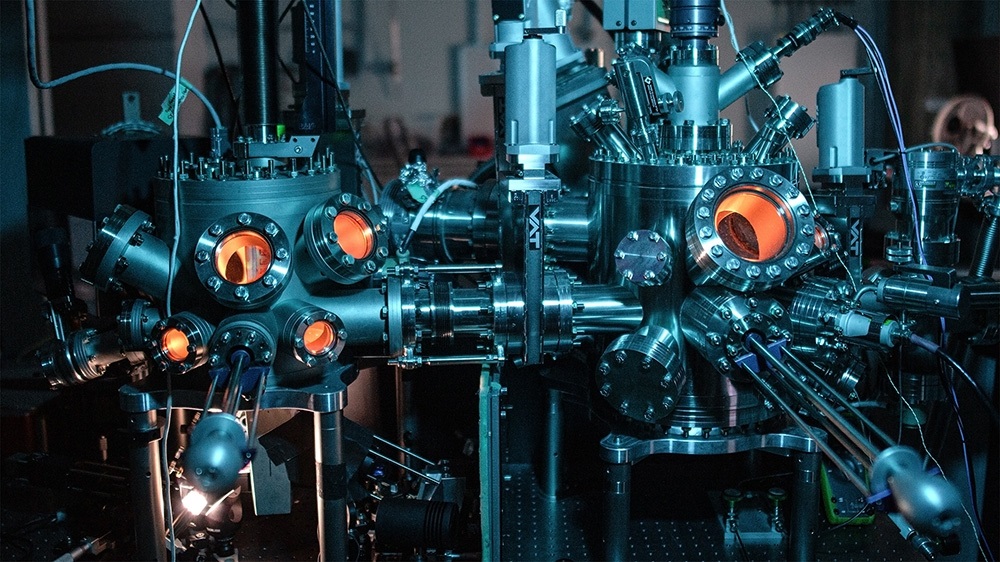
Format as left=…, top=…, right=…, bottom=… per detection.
left=126, top=410, right=166, bottom=562
left=119, top=367, right=348, bottom=561
left=598, top=429, right=822, bottom=561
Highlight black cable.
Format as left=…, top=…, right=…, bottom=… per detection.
left=821, top=503, right=873, bottom=535
left=910, top=334, right=999, bottom=429
left=198, top=2, right=241, bottom=132
left=937, top=358, right=997, bottom=562
left=278, top=0, right=297, bottom=23
left=732, top=523, right=751, bottom=562
left=579, top=0, right=603, bottom=24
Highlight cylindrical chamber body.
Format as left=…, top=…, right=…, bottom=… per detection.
left=589, top=158, right=777, bottom=429
left=154, top=172, right=339, bottom=314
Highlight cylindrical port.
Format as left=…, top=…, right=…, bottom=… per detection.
left=80, top=204, right=175, bottom=300
left=680, top=287, right=792, bottom=380
left=149, top=312, right=215, bottom=373
left=298, top=193, right=389, bottom=285
left=688, top=167, right=816, bottom=292
left=274, top=301, right=348, bottom=367
left=214, top=230, right=272, bottom=285
left=595, top=325, right=685, bottom=423
left=38, top=329, right=129, bottom=388
left=194, top=212, right=292, bottom=309
left=374, top=499, right=460, bottom=551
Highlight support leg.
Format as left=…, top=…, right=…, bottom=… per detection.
left=126, top=410, right=166, bottom=562
left=604, top=461, right=631, bottom=562
left=789, top=451, right=820, bottom=561
left=540, top=387, right=562, bottom=498
left=315, top=411, right=347, bottom=561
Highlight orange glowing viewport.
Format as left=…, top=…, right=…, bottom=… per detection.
left=333, top=210, right=375, bottom=260
left=160, top=327, right=190, bottom=362
left=303, top=320, right=337, bottom=356
left=215, top=230, right=272, bottom=284
left=714, top=188, right=792, bottom=262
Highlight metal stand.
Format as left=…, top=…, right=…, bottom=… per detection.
left=599, top=429, right=822, bottom=561
left=126, top=410, right=166, bottom=562
left=315, top=410, right=347, bottom=562
left=119, top=366, right=349, bottom=561
left=540, top=387, right=563, bottom=498
left=789, top=451, right=820, bottom=562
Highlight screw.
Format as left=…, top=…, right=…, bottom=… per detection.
left=769, top=175, right=783, bottom=186
left=275, top=248, right=289, bottom=260
left=697, top=206, right=710, bottom=219
left=746, top=297, right=758, bottom=309
left=766, top=264, right=782, bottom=278
left=726, top=258, right=741, bottom=271
left=614, top=350, right=627, bottom=365
left=599, top=383, right=611, bottom=397
left=618, top=401, right=629, bottom=415
left=751, top=168, right=764, bottom=179
left=711, top=246, right=724, bottom=257
left=700, top=226, right=714, bottom=239
left=209, top=224, right=223, bottom=236
left=264, top=223, right=279, bottom=237
left=340, top=193, right=352, bottom=205
left=729, top=168, right=745, bottom=180
left=237, top=213, right=252, bottom=226
left=262, top=275, right=276, bottom=288
left=716, top=359, right=731, bottom=372
left=785, top=256, right=800, bottom=269
left=195, top=250, right=209, bottom=263
left=364, top=261, right=377, bottom=273
left=708, top=333, right=723, bottom=346
left=325, top=207, right=337, bottom=219
left=644, top=406, right=656, bottom=421
left=234, top=286, right=250, bottom=301
left=627, top=231, right=639, bottom=241
left=376, top=247, right=389, bottom=258
left=770, top=305, right=784, bottom=318
left=207, top=277, right=222, bottom=291
left=660, top=374, right=673, bottom=388
left=746, top=265, right=761, bottom=278
left=598, top=362, right=610, bottom=376
left=615, top=249, right=626, bottom=259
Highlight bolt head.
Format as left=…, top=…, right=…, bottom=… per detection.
left=262, top=275, right=276, bottom=288
left=237, top=213, right=252, bottom=226
left=614, top=350, right=627, bottom=364
left=195, top=250, right=209, bottom=263
left=209, top=224, right=224, bottom=236
left=234, top=286, right=250, bottom=300
left=275, top=248, right=289, bottom=260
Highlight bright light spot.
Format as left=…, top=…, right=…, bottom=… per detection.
left=182, top=490, right=208, bottom=515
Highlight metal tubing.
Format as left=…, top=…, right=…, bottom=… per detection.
left=970, top=214, right=999, bottom=278
left=540, top=388, right=563, bottom=497
left=237, top=0, right=279, bottom=133
left=745, top=336, right=880, bottom=462
left=315, top=411, right=347, bottom=562
left=603, top=461, right=631, bottom=562
left=783, top=348, right=896, bottom=447
left=789, top=451, right=820, bottom=561
left=741, top=366, right=870, bottom=496
left=126, top=411, right=166, bottom=562
left=223, top=352, right=248, bottom=415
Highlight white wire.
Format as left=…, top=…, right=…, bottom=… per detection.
left=408, top=179, right=478, bottom=238
left=718, top=0, right=741, bottom=55
left=853, top=24, right=927, bottom=265
left=883, top=360, right=989, bottom=562
left=24, top=0, right=222, bottom=129
left=163, top=3, right=203, bottom=561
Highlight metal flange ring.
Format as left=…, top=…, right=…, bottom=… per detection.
left=301, top=193, right=389, bottom=285
left=686, top=167, right=816, bottom=292
left=193, top=212, right=292, bottom=309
